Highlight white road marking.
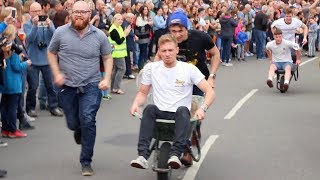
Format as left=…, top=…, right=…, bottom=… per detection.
left=182, top=135, right=219, bottom=180
left=224, top=89, right=258, bottom=119
left=300, top=57, right=318, bottom=66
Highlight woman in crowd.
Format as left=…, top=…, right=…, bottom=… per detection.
left=153, top=7, right=166, bottom=52
left=220, top=11, right=237, bottom=66
left=109, top=13, right=131, bottom=94
left=135, top=5, right=153, bottom=70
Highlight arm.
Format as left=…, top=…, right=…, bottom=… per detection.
left=10, top=54, right=28, bottom=72
left=265, top=49, right=273, bottom=63
left=23, top=21, right=38, bottom=43
left=90, top=14, right=100, bottom=27
left=130, top=84, right=152, bottom=115
left=153, top=16, right=166, bottom=29
left=231, top=19, right=238, bottom=27
left=99, top=54, right=113, bottom=90
left=207, top=45, right=220, bottom=88
left=194, top=79, right=215, bottom=120
left=48, top=51, right=65, bottom=86
left=301, top=23, right=308, bottom=45
left=204, top=21, right=209, bottom=32
left=270, top=20, right=277, bottom=34
left=109, top=29, right=126, bottom=45
left=309, top=0, right=319, bottom=10
left=208, top=20, right=218, bottom=30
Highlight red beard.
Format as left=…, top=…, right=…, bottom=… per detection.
left=71, top=17, right=89, bottom=30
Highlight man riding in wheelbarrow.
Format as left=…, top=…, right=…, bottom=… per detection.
left=130, top=34, right=215, bottom=169
left=265, top=28, right=301, bottom=92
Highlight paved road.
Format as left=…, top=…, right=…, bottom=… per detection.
left=0, top=55, right=320, bottom=180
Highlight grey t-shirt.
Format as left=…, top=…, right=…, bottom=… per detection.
left=48, top=24, right=112, bottom=87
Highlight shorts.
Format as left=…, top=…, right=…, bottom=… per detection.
left=273, top=62, right=293, bottom=70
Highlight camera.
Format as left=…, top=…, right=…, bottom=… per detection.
left=38, top=15, right=48, bottom=27
left=38, top=15, right=47, bottom=21
left=37, top=41, right=47, bottom=49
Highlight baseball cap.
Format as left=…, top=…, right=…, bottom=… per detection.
left=168, top=11, right=188, bottom=29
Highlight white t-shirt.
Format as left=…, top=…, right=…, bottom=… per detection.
left=271, top=18, right=303, bottom=42
left=266, top=39, right=299, bottom=63
left=141, top=61, right=205, bottom=112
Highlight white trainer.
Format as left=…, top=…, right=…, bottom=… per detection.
left=130, top=156, right=149, bottom=169
left=168, top=155, right=182, bottom=169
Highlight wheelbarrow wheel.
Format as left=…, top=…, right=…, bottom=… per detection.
left=157, top=142, right=171, bottom=180
left=280, top=76, right=286, bottom=93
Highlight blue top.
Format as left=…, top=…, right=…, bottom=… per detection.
left=153, top=15, right=166, bottom=31
left=236, top=31, right=249, bottom=45
left=0, top=53, right=28, bottom=94
left=23, top=20, right=55, bottom=66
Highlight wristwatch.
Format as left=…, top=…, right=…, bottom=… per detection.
left=209, top=73, right=216, bottom=79
left=201, top=104, right=208, bottom=112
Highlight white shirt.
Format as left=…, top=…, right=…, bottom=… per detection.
left=271, top=18, right=303, bottom=42
left=141, top=61, right=205, bottom=112
left=266, top=39, right=299, bottom=63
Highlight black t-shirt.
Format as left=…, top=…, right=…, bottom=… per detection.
left=177, top=30, right=215, bottom=78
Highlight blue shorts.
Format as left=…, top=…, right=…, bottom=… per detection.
left=273, top=62, right=293, bottom=70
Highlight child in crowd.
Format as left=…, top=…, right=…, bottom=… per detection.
left=307, top=16, right=318, bottom=57
left=236, top=26, right=249, bottom=61
left=0, top=25, right=32, bottom=138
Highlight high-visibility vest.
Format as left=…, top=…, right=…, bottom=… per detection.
left=108, top=24, right=127, bottom=58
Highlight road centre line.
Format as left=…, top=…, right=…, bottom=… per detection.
left=182, top=135, right=219, bottom=180
left=224, top=89, right=258, bottom=120
left=300, top=57, right=318, bottom=66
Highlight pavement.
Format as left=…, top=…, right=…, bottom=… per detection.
left=0, top=54, right=320, bottom=180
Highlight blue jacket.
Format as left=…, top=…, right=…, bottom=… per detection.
left=0, top=22, right=8, bottom=33
left=220, top=16, right=238, bottom=38
left=0, top=53, right=28, bottom=94
left=23, top=20, right=55, bottom=66
left=236, top=31, right=249, bottom=45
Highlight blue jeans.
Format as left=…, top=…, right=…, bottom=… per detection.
left=133, top=42, right=139, bottom=66
left=38, top=72, right=48, bottom=106
left=254, top=29, right=266, bottom=59
left=1, top=94, right=20, bottom=132
left=138, top=43, right=148, bottom=70
left=58, top=81, right=102, bottom=166
left=138, top=105, right=190, bottom=159
left=221, top=36, right=233, bottom=63
left=125, top=50, right=132, bottom=76
left=26, top=65, right=58, bottom=112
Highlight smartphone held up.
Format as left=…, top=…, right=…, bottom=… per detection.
left=11, top=8, right=16, bottom=19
